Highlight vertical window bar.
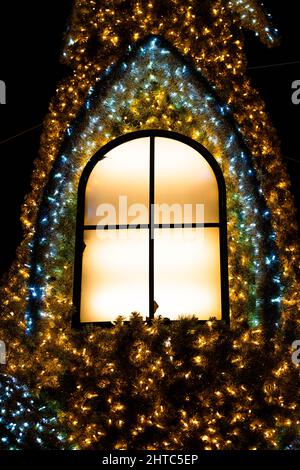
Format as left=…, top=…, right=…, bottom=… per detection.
left=149, top=136, right=155, bottom=321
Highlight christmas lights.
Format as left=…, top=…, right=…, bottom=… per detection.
left=0, top=375, right=66, bottom=450
left=0, top=0, right=299, bottom=450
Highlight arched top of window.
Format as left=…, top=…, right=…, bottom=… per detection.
left=73, top=130, right=229, bottom=326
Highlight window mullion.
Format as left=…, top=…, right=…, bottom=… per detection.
left=149, top=136, right=155, bottom=321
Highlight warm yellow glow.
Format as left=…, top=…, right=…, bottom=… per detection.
left=85, top=138, right=150, bottom=225
left=80, top=229, right=149, bottom=322
left=154, top=228, right=222, bottom=320
left=81, top=135, right=222, bottom=322
left=155, top=137, right=219, bottom=223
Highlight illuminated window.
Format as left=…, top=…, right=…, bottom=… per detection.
left=73, top=131, right=229, bottom=325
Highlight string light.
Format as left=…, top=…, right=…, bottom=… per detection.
left=0, top=0, right=299, bottom=450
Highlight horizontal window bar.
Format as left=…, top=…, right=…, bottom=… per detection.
left=84, top=224, right=149, bottom=230
left=83, top=222, right=220, bottom=230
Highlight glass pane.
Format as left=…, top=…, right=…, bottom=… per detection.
left=154, top=227, right=222, bottom=320
left=80, top=229, right=149, bottom=322
left=154, top=137, right=219, bottom=224
left=85, top=137, right=150, bottom=226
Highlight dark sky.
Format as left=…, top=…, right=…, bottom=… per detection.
left=0, top=0, right=299, bottom=277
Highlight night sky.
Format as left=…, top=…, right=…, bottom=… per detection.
left=0, top=0, right=299, bottom=277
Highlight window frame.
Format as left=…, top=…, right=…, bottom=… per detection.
left=73, top=129, right=229, bottom=327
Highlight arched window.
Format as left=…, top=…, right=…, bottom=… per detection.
left=73, top=131, right=229, bottom=325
